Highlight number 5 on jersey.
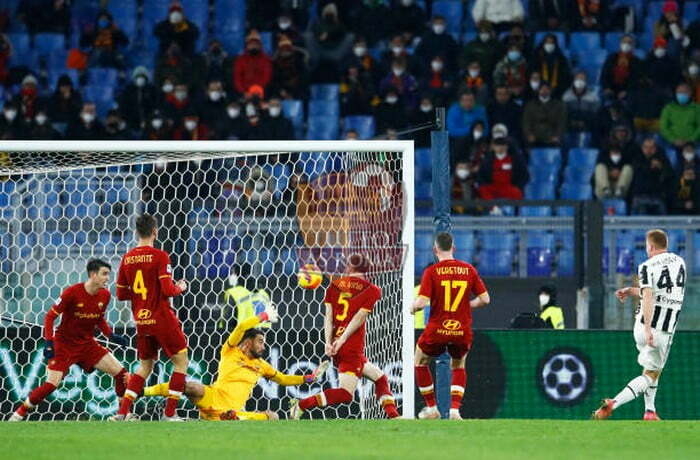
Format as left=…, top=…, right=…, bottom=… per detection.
left=335, top=292, right=352, bottom=320
left=133, top=269, right=148, bottom=300
left=441, top=280, right=467, bottom=312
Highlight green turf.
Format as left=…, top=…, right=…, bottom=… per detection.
left=2, top=419, right=699, bottom=460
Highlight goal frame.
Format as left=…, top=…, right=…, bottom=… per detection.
left=0, top=140, right=416, bottom=419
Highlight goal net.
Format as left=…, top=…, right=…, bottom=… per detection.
left=0, top=140, right=415, bottom=420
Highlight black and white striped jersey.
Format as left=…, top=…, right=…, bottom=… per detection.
left=636, top=252, right=686, bottom=334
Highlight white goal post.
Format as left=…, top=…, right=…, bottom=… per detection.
left=0, top=140, right=415, bottom=420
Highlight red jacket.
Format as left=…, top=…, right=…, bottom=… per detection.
left=233, top=52, right=273, bottom=94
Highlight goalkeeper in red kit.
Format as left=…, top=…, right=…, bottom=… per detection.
left=289, top=254, right=400, bottom=419
left=110, top=214, right=189, bottom=421
left=8, top=259, right=129, bottom=421
left=411, top=232, right=490, bottom=420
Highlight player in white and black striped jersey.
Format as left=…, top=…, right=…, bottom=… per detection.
left=593, top=229, right=686, bottom=421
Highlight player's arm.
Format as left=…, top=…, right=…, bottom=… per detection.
left=158, top=252, right=187, bottom=297
left=470, top=270, right=490, bottom=309
left=412, top=295, right=429, bottom=314
left=115, top=261, right=131, bottom=301
left=332, top=308, right=370, bottom=353
left=615, top=286, right=641, bottom=301
left=323, top=302, right=333, bottom=356
left=95, top=295, right=128, bottom=346
left=266, top=359, right=329, bottom=386
left=470, top=292, right=490, bottom=309
left=641, top=287, right=655, bottom=346
left=225, top=304, right=279, bottom=348
left=412, top=267, right=432, bottom=314
left=43, top=292, right=70, bottom=359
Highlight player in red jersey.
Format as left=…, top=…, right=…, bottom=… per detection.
left=8, top=259, right=128, bottom=421
left=411, top=232, right=490, bottom=420
left=110, top=214, right=189, bottom=421
left=289, top=254, right=400, bottom=419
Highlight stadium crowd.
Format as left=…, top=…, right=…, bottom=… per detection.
left=1, top=0, right=700, bottom=215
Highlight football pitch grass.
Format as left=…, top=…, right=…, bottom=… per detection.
left=2, top=419, right=699, bottom=460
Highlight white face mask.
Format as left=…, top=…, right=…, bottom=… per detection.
left=573, top=79, right=586, bottom=90
left=227, top=107, right=240, bottom=119
left=391, top=46, right=403, bottom=56
left=420, top=104, right=433, bottom=113
left=690, top=64, right=700, bottom=76
left=684, top=151, right=696, bottom=161
left=35, top=114, right=47, bottom=125
left=654, top=47, right=667, bottom=58
left=135, top=76, right=146, bottom=87
left=278, top=20, right=291, bottom=30
left=479, top=32, right=491, bottom=42
left=433, top=24, right=445, bottom=35
left=81, top=112, right=95, bottom=124
left=208, top=90, right=222, bottom=102
left=431, top=61, right=443, bottom=72
left=4, top=109, right=17, bottom=121
left=530, top=80, right=541, bottom=91
left=353, top=46, right=367, bottom=57
left=468, top=69, right=480, bottom=78
left=495, top=151, right=507, bottom=160
left=174, top=90, right=187, bottom=101
left=162, top=82, right=174, bottom=93
left=610, top=153, right=622, bottom=164
left=401, top=0, right=413, bottom=6
left=269, top=106, right=281, bottom=117
left=386, top=95, right=398, bottom=104
left=393, top=67, right=405, bottom=76
left=246, top=104, right=257, bottom=117
left=544, top=43, right=556, bottom=54
left=456, top=168, right=469, bottom=179
left=539, top=294, right=550, bottom=307
left=151, top=118, right=163, bottom=129
left=473, top=130, right=483, bottom=140
left=185, top=120, right=197, bottom=131
left=539, top=94, right=551, bottom=103
left=493, top=130, right=506, bottom=139
left=620, top=42, right=632, bottom=53
left=169, top=11, right=183, bottom=24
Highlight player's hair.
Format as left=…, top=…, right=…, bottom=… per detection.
left=435, top=232, right=453, bottom=252
left=646, top=229, right=668, bottom=249
left=86, top=258, right=111, bottom=275
left=346, top=252, right=370, bottom=274
left=242, top=328, right=265, bottom=342
left=135, top=214, right=158, bottom=239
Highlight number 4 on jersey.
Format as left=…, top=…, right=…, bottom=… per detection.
left=133, top=269, right=148, bottom=300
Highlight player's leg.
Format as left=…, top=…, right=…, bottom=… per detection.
left=414, top=336, right=440, bottom=418
left=92, top=352, right=128, bottom=397
left=448, top=353, right=468, bottom=420
left=114, top=358, right=155, bottom=419
left=291, top=371, right=359, bottom=419
left=163, top=349, right=189, bottom=420
left=643, top=372, right=661, bottom=420
left=362, top=361, right=399, bottom=418
left=10, top=369, right=64, bottom=421
left=145, top=380, right=205, bottom=405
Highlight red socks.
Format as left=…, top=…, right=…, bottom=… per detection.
left=114, top=369, right=128, bottom=397
left=415, top=365, right=437, bottom=407
left=299, top=388, right=353, bottom=411
left=15, top=382, right=57, bottom=416
left=118, top=374, right=145, bottom=415
left=164, top=372, right=186, bottom=418
left=451, top=368, right=466, bottom=410
left=374, top=375, right=400, bottom=418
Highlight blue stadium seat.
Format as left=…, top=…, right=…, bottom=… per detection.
left=558, top=249, right=574, bottom=276
left=563, top=166, right=593, bottom=184
left=479, top=250, right=512, bottom=276
left=48, top=69, right=80, bottom=90
left=309, top=100, right=340, bottom=117
left=282, top=99, right=304, bottom=138
left=575, top=48, right=607, bottom=68
left=34, top=33, right=66, bottom=55
left=555, top=206, right=576, bottom=216
left=415, top=149, right=431, bottom=181
left=416, top=250, right=434, bottom=276
left=8, top=33, right=30, bottom=56
left=685, top=2, right=700, bottom=22
left=560, top=183, right=592, bottom=200
left=88, top=68, right=119, bottom=87
left=416, top=232, right=434, bottom=251
left=343, top=116, right=376, bottom=139
left=534, top=31, right=567, bottom=48
left=667, top=229, right=686, bottom=252
left=529, top=167, right=558, bottom=184
left=602, top=199, right=627, bottom=216
left=310, top=84, right=340, bottom=101
left=569, top=32, right=601, bottom=53
left=431, top=1, right=463, bottom=37
left=568, top=148, right=599, bottom=168
left=603, top=32, right=624, bottom=52
left=524, top=182, right=556, bottom=199
left=564, top=131, right=592, bottom=149
left=299, top=152, right=343, bottom=179
left=453, top=229, right=475, bottom=252
left=416, top=182, right=432, bottom=200
left=520, top=206, right=552, bottom=217
left=107, top=0, right=137, bottom=36
left=184, top=0, right=209, bottom=33
left=306, top=115, right=339, bottom=140
left=529, top=148, right=561, bottom=167
left=482, top=231, right=516, bottom=250
left=454, top=246, right=474, bottom=263
left=527, top=232, right=554, bottom=276
left=280, top=249, right=299, bottom=276
left=647, top=1, right=665, bottom=20
left=260, top=31, right=274, bottom=55
left=462, top=31, right=476, bottom=44
left=83, top=85, right=116, bottom=118
left=142, top=0, right=171, bottom=30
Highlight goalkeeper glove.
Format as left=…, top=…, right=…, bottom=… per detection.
left=304, top=360, right=330, bottom=384
left=259, top=304, right=279, bottom=323
left=109, top=334, right=128, bottom=347
left=43, top=340, right=55, bottom=360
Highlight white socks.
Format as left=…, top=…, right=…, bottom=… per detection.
left=612, top=374, right=652, bottom=410
left=644, top=377, right=659, bottom=412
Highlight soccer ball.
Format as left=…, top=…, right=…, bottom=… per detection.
left=540, top=352, right=589, bottom=404
left=297, top=264, right=322, bottom=289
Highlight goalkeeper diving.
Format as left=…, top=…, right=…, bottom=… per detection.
left=143, top=304, right=329, bottom=420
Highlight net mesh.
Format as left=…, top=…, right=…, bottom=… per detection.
left=0, top=147, right=408, bottom=420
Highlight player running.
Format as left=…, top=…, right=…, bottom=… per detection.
left=289, top=254, right=400, bottom=420
left=594, top=229, right=685, bottom=421
left=142, top=304, right=329, bottom=420
left=110, top=214, right=189, bottom=421
left=8, top=259, right=129, bottom=421
left=411, top=232, right=490, bottom=420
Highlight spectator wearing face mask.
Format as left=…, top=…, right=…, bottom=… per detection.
left=200, top=40, right=233, bottom=83
left=447, top=90, right=489, bottom=157
left=263, top=97, right=295, bottom=140
left=343, top=37, right=381, bottom=85
left=162, top=83, right=193, bottom=125
left=241, top=102, right=266, bottom=140
left=488, top=85, right=523, bottom=142
left=529, top=0, right=570, bottom=31
left=629, top=137, right=675, bottom=215
left=562, top=71, right=600, bottom=134
left=379, top=35, right=415, bottom=77
left=173, top=112, right=211, bottom=140
left=592, top=101, right=633, bottom=148
left=477, top=138, right=529, bottom=199
left=458, top=61, right=489, bottom=106
left=80, top=10, right=129, bottom=69
left=155, top=43, right=197, bottom=89
left=684, top=60, right=700, bottom=102
left=47, top=74, right=83, bottom=126
left=654, top=1, right=690, bottom=56
left=12, top=74, right=41, bottom=124
left=493, top=42, right=528, bottom=99
left=66, top=103, right=104, bottom=140
left=340, top=63, right=376, bottom=116
left=594, top=147, right=633, bottom=200
left=272, top=13, right=304, bottom=47
left=537, top=285, right=564, bottom=329
left=523, top=71, right=544, bottom=102
left=271, top=35, right=310, bottom=100
left=522, top=82, right=567, bottom=146
left=197, top=79, right=228, bottom=138
left=103, top=109, right=130, bottom=140
left=0, top=102, right=26, bottom=139
left=379, top=57, right=418, bottom=109
left=26, top=109, right=61, bottom=140
left=154, top=2, right=200, bottom=57
left=660, top=83, right=700, bottom=147
left=233, top=30, right=274, bottom=97
left=142, top=109, right=173, bottom=140
left=414, top=16, right=459, bottom=72
left=644, top=37, right=681, bottom=96
left=390, top=0, right=426, bottom=44
left=601, top=34, right=642, bottom=101
left=221, top=101, right=247, bottom=140
left=304, top=2, right=355, bottom=79
left=409, top=96, right=434, bottom=148
left=460, top=22, right=505, bottom=84
left=673, top=142, right=700, bottom=214
left=501, top=24, right=533, bottom=60
left=472, top=0, right=525, bottom=34
left=530, top=33, right=571, bottom=97
left=461, top=120, right=490, bottom=165
left=418, top=55, right=455, bottom=107
left=451, top=161, right=478, bottom=214
left=119, top=66, right=158, bottom=131
left=375, top=88, right=408, bottom=133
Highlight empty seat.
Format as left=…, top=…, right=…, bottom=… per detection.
left=534, top=31, right=567, bottom=47
left=603, top=32, right=624, bottom=52
left=569, top=32, right=601, bottom=53
left=685, top=1, right=700, bottom=22
left=568, top=148, right=599, bottom=168
left=558, top=249, right=574, bottom=276
left=454, top=246, right=475, bottom=263
left=575, top=48, right=607, bottom=67
left=306, top=116, right=339, bottom=140
left=309, top=100, right=340, bottom=117
left=260, top=31, right=274, bottom=55
left=529, top=148, right=561, bottom=167
left=8, top=33, right=30, bottom=56
left=527, top=233, right=555, bottom=277
left=83, top=86, right=116, bottom=118
left=281, top=99, right=304, bottom=126
left=529, top=167, right=558, bottom=184
left=520, top=206, right=552, bottom=217
left=560, top=183, right=592, bottom=200
left=603, top=199, right=627, bottom=215
left=310, top=84, right=340, bottom=101
left=525, top=182, right=556, bottom=199
left=416, top=232, right=434, bottom=251
left=479, top=250, right=513, bottom=276
left=88, top=68, right=119, bottom=86
left=415, top=182, right=432, bottom=200
left=34, top=33, right=66, bottom=55
left=452, top=229, right=475, bottom=252
left=343, top=115, right=376, bottom=139
left=431, top=1, right=463, bottom=36
left=482, top=231, right=516, bottom=250
left=563, top=166, right=593, bottom=184
left=415, top=250, right=434, bottom=276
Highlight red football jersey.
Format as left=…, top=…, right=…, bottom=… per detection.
left=116, top=246, right=183, bottom=334
left=418, top=259, right=486, bottom=336
left=324, top=276, right=381, bottom=354
left=49, top=283, right=111, bottom=344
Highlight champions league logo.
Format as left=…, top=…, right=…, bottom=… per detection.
left=537, top=348, right=593, bottom=406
